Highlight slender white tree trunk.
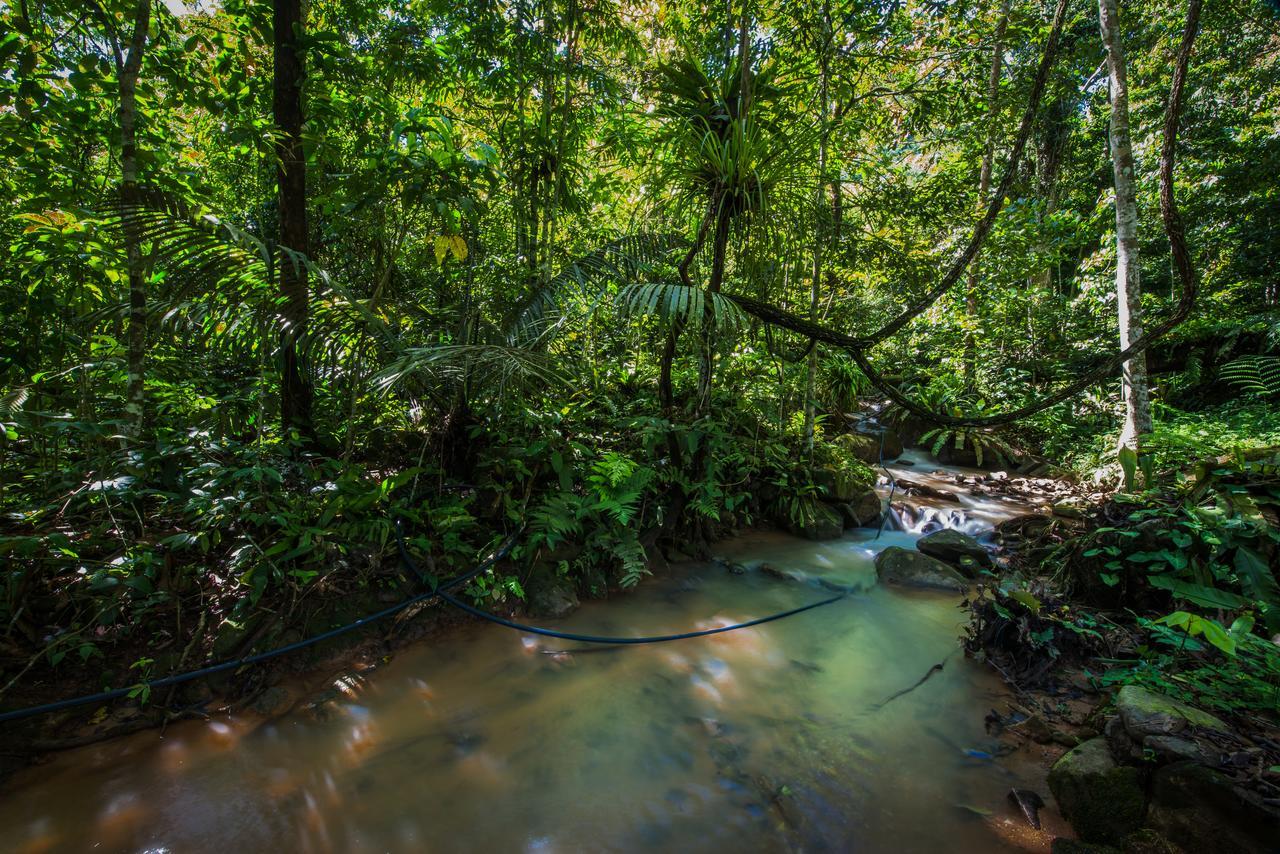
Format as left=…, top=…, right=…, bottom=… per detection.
left=1099, top=0, right=1152, bottom=451
left=803, top=1, right=832, bottom=455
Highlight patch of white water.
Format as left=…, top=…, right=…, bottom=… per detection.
left=879, top=448, right=1039, bottom=537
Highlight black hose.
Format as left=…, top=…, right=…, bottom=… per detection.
left=437, top=588, right=844, bottom=645
left=2, top=520, right=846, bottom=726
left=0, top=528, right=520, bottom=726
left=394, top=524, right=845, bottom=645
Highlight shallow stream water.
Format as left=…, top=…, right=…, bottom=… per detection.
left=0, top=458, right=1066, bottom=853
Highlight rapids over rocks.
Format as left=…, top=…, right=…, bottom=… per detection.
left=0, top=452, right=1071, bottom=852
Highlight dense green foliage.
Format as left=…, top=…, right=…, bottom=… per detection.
left=0, top=0, right=1276, bottom=712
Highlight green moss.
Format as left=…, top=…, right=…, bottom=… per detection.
left=818, top=435, right=877, bottom=484
left=1116, top=685, right=1227, bottom=737
left=1047, top=738, right=1146, bottom=846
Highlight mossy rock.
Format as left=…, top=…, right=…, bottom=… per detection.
left=831, top=432, right=881, bottom=465
left=825, top=433, right=883, bottom=474
left=1047, top=737, right=1146, bottom=846
left=526, top=567, right=580, bottom=618
left=835, top=489, right=884, bottom=529
left=873, top=546, right=967, bottom=591
left=1115, top=685, right=1227, bottom=740
left=849, top=488, right=883, bottom=526
left=916, top=529, right=992, bottom=571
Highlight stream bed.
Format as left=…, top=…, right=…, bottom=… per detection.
left=0, top=459, right=1070, bottom=853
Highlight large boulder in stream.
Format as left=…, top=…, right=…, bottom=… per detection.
left=1047, top=737, right=1146, bottom=846
left=916, top=529, right=992, bottom=574
left=873, top=547, right=967, bottom=591
left=837, top=489, right=883, bottom=529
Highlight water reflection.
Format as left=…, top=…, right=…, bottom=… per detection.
left=0, top=528, right=1064, bottom=852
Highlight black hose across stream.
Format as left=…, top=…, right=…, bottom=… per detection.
left=0, top=524, right=844, bottom=725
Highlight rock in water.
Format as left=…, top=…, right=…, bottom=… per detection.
left=528, top=573, right=580, bottom=619
left=916, top=529, right=993, bottom=572
left=873, top=547, right=968, bottom=592
left=836, top=489, right=884, bottom=529
left=1046, top=737, right=1146, bottom=845
left=1115, top=685, right=1227, bottom=740
left=1147, top=761, right=1280, bottom=854
left=1008, top=788, right=1045, bottom=829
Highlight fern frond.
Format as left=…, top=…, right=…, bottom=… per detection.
left=1221, top=356, right=1280, bottom=399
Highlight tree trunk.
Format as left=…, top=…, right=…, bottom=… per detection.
left=118, top=0, right=151, bottom=443
left=803, top=1, right=832, bottom=455
left=1099, top=0, right=1152, bottom=450
left=696, top=202, right=732, bottom=416
left=695, top=2, right=751, bottom=417
left=273, top=0, right=315, bottom=441
left=544, top=0, right=577, bottom=266
left=964, top=0, right=1010, bottom=391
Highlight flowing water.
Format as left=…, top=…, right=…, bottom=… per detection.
left=882, top=448, right=1030, bottom=538
left=0, top=456, right=1066, bottom=853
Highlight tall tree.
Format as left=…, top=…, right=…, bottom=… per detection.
left=803, top=0, right=832, bottom=454
left=274, top=0, right=315, bottom=441
left=1098, top=0, right=1151, bottom=451
left=111, top=0, right=153, bottom=442
left=963, top=0, right=1010, bottom=391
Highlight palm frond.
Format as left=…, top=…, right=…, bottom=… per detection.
left=374, top=344, right=569, bottom=395
left=616, top=282, right=747, bottom=339
left=506, top=232, right=684, bottom=347
left=106, top=192, right=405, bottom=363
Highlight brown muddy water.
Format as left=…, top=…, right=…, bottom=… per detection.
left=0, top=466, right=1067, bottom=853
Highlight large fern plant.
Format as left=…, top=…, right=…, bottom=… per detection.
left=1222, top=355, right=1280, bottom=399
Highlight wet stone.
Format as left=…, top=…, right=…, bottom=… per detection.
left=916, top=529, right=993, bottom=572
left=1142, top=735, right=1207, bottom=765
left=1115, top=685, right=1227, bottom=740
left=1047, top=737, right=1146, bottom=845
left=874, top=547, right=968, bottom=592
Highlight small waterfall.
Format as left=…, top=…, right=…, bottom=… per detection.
left=888, top=501, right=987, bottom=538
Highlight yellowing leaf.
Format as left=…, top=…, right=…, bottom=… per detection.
left=449, top=235, right=467, bottom=261
left=433, top=235, right=450, bottom=265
